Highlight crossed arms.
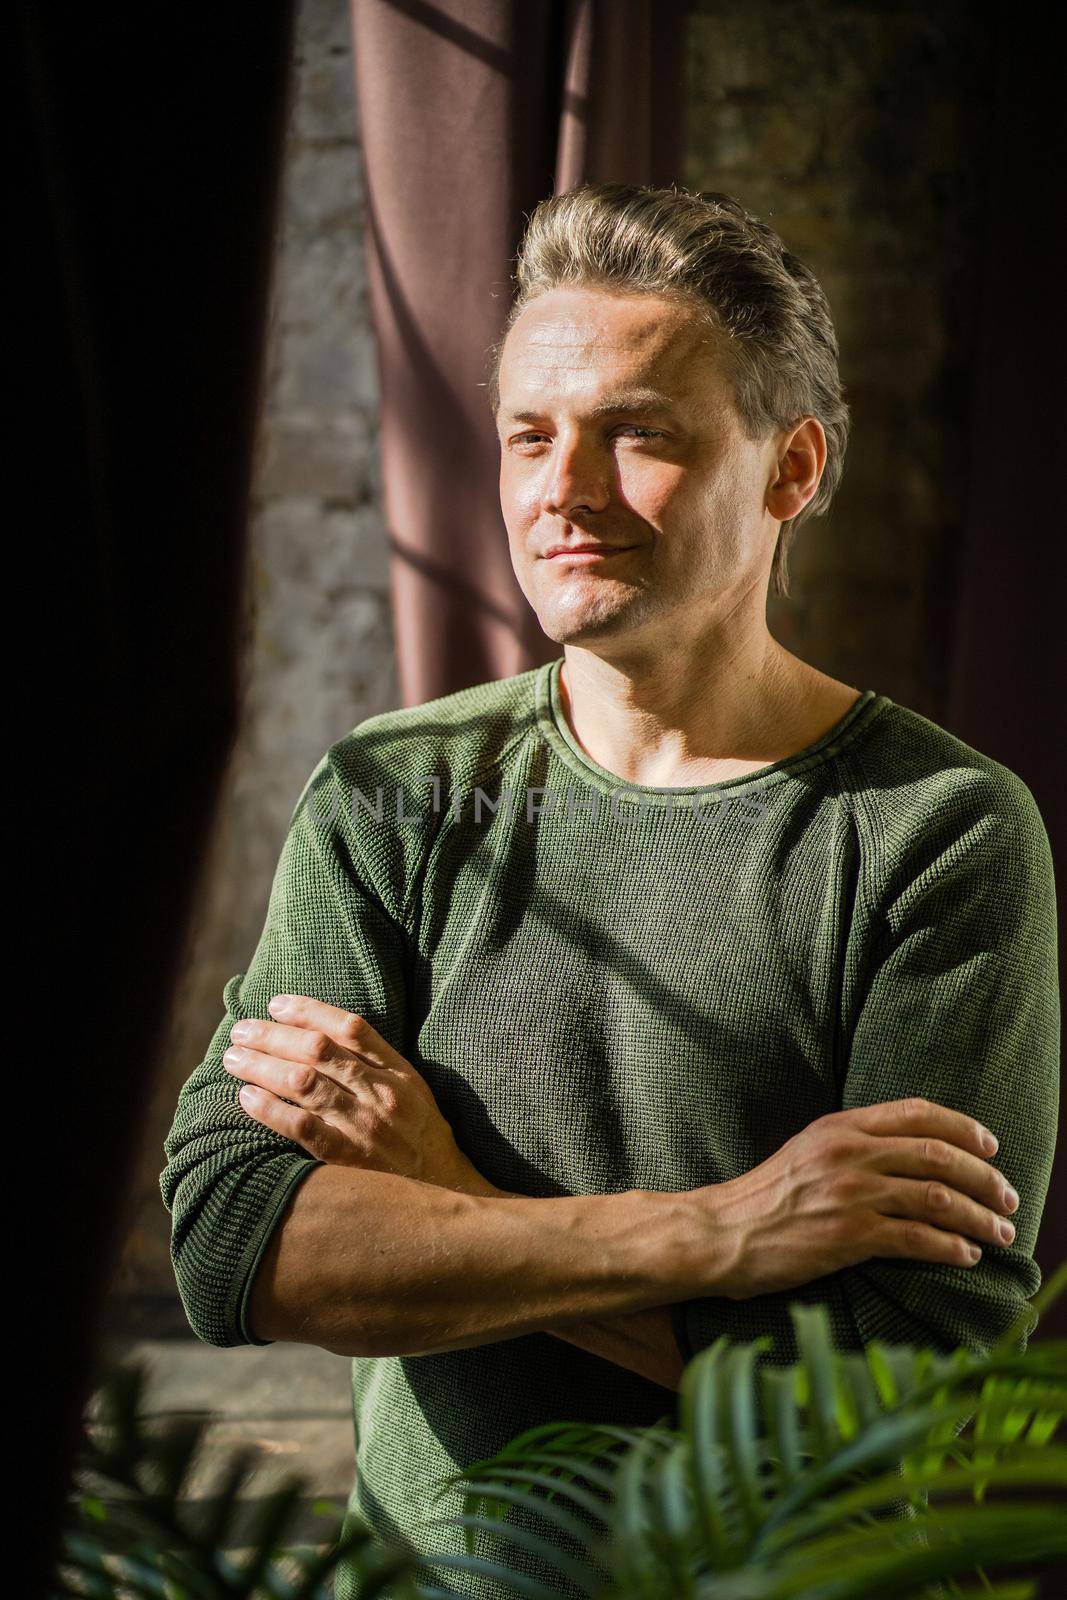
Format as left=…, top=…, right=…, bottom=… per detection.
left=225, top=995, right=1023, bottom=1392
left=228, top=997, right=717, bottom=1389
left=161, top=755, right=1058, bottom=1383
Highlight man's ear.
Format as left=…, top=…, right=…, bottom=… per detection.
left=766, top=417, right=826, bottom=522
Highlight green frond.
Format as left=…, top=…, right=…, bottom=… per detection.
left=647, top=1440, right=703, bottom=1596
left=483, top=1449, right=621, bottom=1500
left=790, top=1305, right=842, bottom=1463
left=609, top=1424, right=679, bottom=1598
left=724, top=1343, right=775, bottom=1539
left=439, top=1276, right=1066, bottom=1600
left=436, top=1422, right=647, bottom=1557
left=55, top=1265, right=1067, bottom=1600
left=762, top=1441, right=1067, bottom=1557
left=760, top=1366, right=804, bottom=1494
left=415, top=1536, right=584, bottom=1600
left=430, top=1464, right=612, bottom=1531
left=430, top=1474, right=611, bottom=1554
left=430, top=1508, right=602, bottom=1593
left=52, top=1361, right=421, bottom=1600
left=679, top=1334, right=743, bottom=1567
left=729, top=1502, right=1067, bottom=1600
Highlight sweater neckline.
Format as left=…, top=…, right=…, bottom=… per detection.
left=535, top=654, right=889, bottom=804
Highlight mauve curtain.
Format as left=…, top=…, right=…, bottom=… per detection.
left=19, top=4, right=296, bottom=1588
left=349, top=0, right=689, bottom=706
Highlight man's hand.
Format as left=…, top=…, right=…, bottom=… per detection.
left=709, top=1097, right=1019, bottom=1301
left=223, top=994, right=489, bottom=1195
left=225, top=993, right=686, bottom=1389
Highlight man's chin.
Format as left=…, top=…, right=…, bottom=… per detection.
left=524, top=570, right=659, bottom=645
left=534, top=607, right=639, bottom=647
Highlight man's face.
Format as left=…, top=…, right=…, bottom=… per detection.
left=495, top=287, right=781, bottom=651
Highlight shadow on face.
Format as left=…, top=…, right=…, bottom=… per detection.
left=494, top=287, right=781, bottom=651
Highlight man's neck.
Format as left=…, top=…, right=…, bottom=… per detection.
left=556, top=632, right=859, bottom=789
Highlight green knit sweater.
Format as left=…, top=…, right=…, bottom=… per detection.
left=160, top=656, right=1060, bottom=1600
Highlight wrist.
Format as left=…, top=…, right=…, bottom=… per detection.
left=639, top=1183, right=742, bottom=1301
left=439, top=1143, right=514, bottom=1200
left=574, top=1186, right=712, bottom=1304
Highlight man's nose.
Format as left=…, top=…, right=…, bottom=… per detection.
left=541, top=435, right=611, bottom=519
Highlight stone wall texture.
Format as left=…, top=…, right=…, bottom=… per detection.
left=117, top=0, right=993, bottom=1301
left=686, top=1, right=990, bottom=713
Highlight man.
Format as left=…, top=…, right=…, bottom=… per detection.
left=161, top=185, right=1059, bottom=1600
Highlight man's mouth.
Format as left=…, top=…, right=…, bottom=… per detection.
left=542, top=544, right=638, bottom=562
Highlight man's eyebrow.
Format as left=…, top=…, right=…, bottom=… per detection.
left=501, top=390, right=679, bottom=424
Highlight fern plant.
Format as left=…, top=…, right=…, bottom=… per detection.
left=51, top=1360, right=422, bottom=1600
left=51, top=1267, right=1067, bottom=1600
left=425, top=1263, right=1067, bottom=1600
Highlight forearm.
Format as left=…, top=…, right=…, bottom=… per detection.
left=547, top=1304, right=686, bottom=1390
left=247, top=1163, right=710, bottom=1358
left=476, top=1177, right=687, bottom=1389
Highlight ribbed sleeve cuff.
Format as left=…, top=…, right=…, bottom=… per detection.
left=234, top=1157, right=324, bottom=1344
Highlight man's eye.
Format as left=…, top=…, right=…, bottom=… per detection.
left=507, top=427, right=664, bottom=447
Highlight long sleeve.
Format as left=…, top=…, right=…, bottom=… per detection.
left=837, top=762, right=1060, bottom=1356
left=159, top=751, right=412, bottom=1347
left=670, top=757, right=1060, bottom=1375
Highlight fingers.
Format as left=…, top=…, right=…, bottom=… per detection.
left=222, top=1042, right=348, bottom=1115
left=840, top=1097, right=1019, bottom=1222
left=229, top=1014, right=358, bottom=1079
left=842, top=1096, right=999, bottom=1163
left=867, top=1132, right=1017, bottom=1219
left=225, top=1003, right=400, bottom=1095
left=235, top=1083, right=347, bottom=1161
left=265, top=995, right=399, bottom=1070
left=873, top=1172, right=1016, bottom=1254
left=871, top=1213, right=988, bottom=1271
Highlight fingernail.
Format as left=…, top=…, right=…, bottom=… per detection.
left=1004, top=1187, right=1019, bottom=1212
left=269, top=996, right=293, bottom=1017
left=980, top=1128, right=998, bottom=1155
left=222, top=1047, right=245, bottom=1069
left=1000, top=1220, right=1016, bottom=1243
left=238, top=1084, right=256, bottom=1103
left=230, top=1021, right=252, bottom=1041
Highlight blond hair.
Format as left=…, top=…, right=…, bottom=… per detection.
left=488, top=183, right=849, bottom=598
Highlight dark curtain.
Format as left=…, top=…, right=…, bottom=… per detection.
left=19, top=4, right=297, bottom=1589
left=349, top=0, right=689, bottom=706
left=945, top=17, right=1066, bottom=1344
